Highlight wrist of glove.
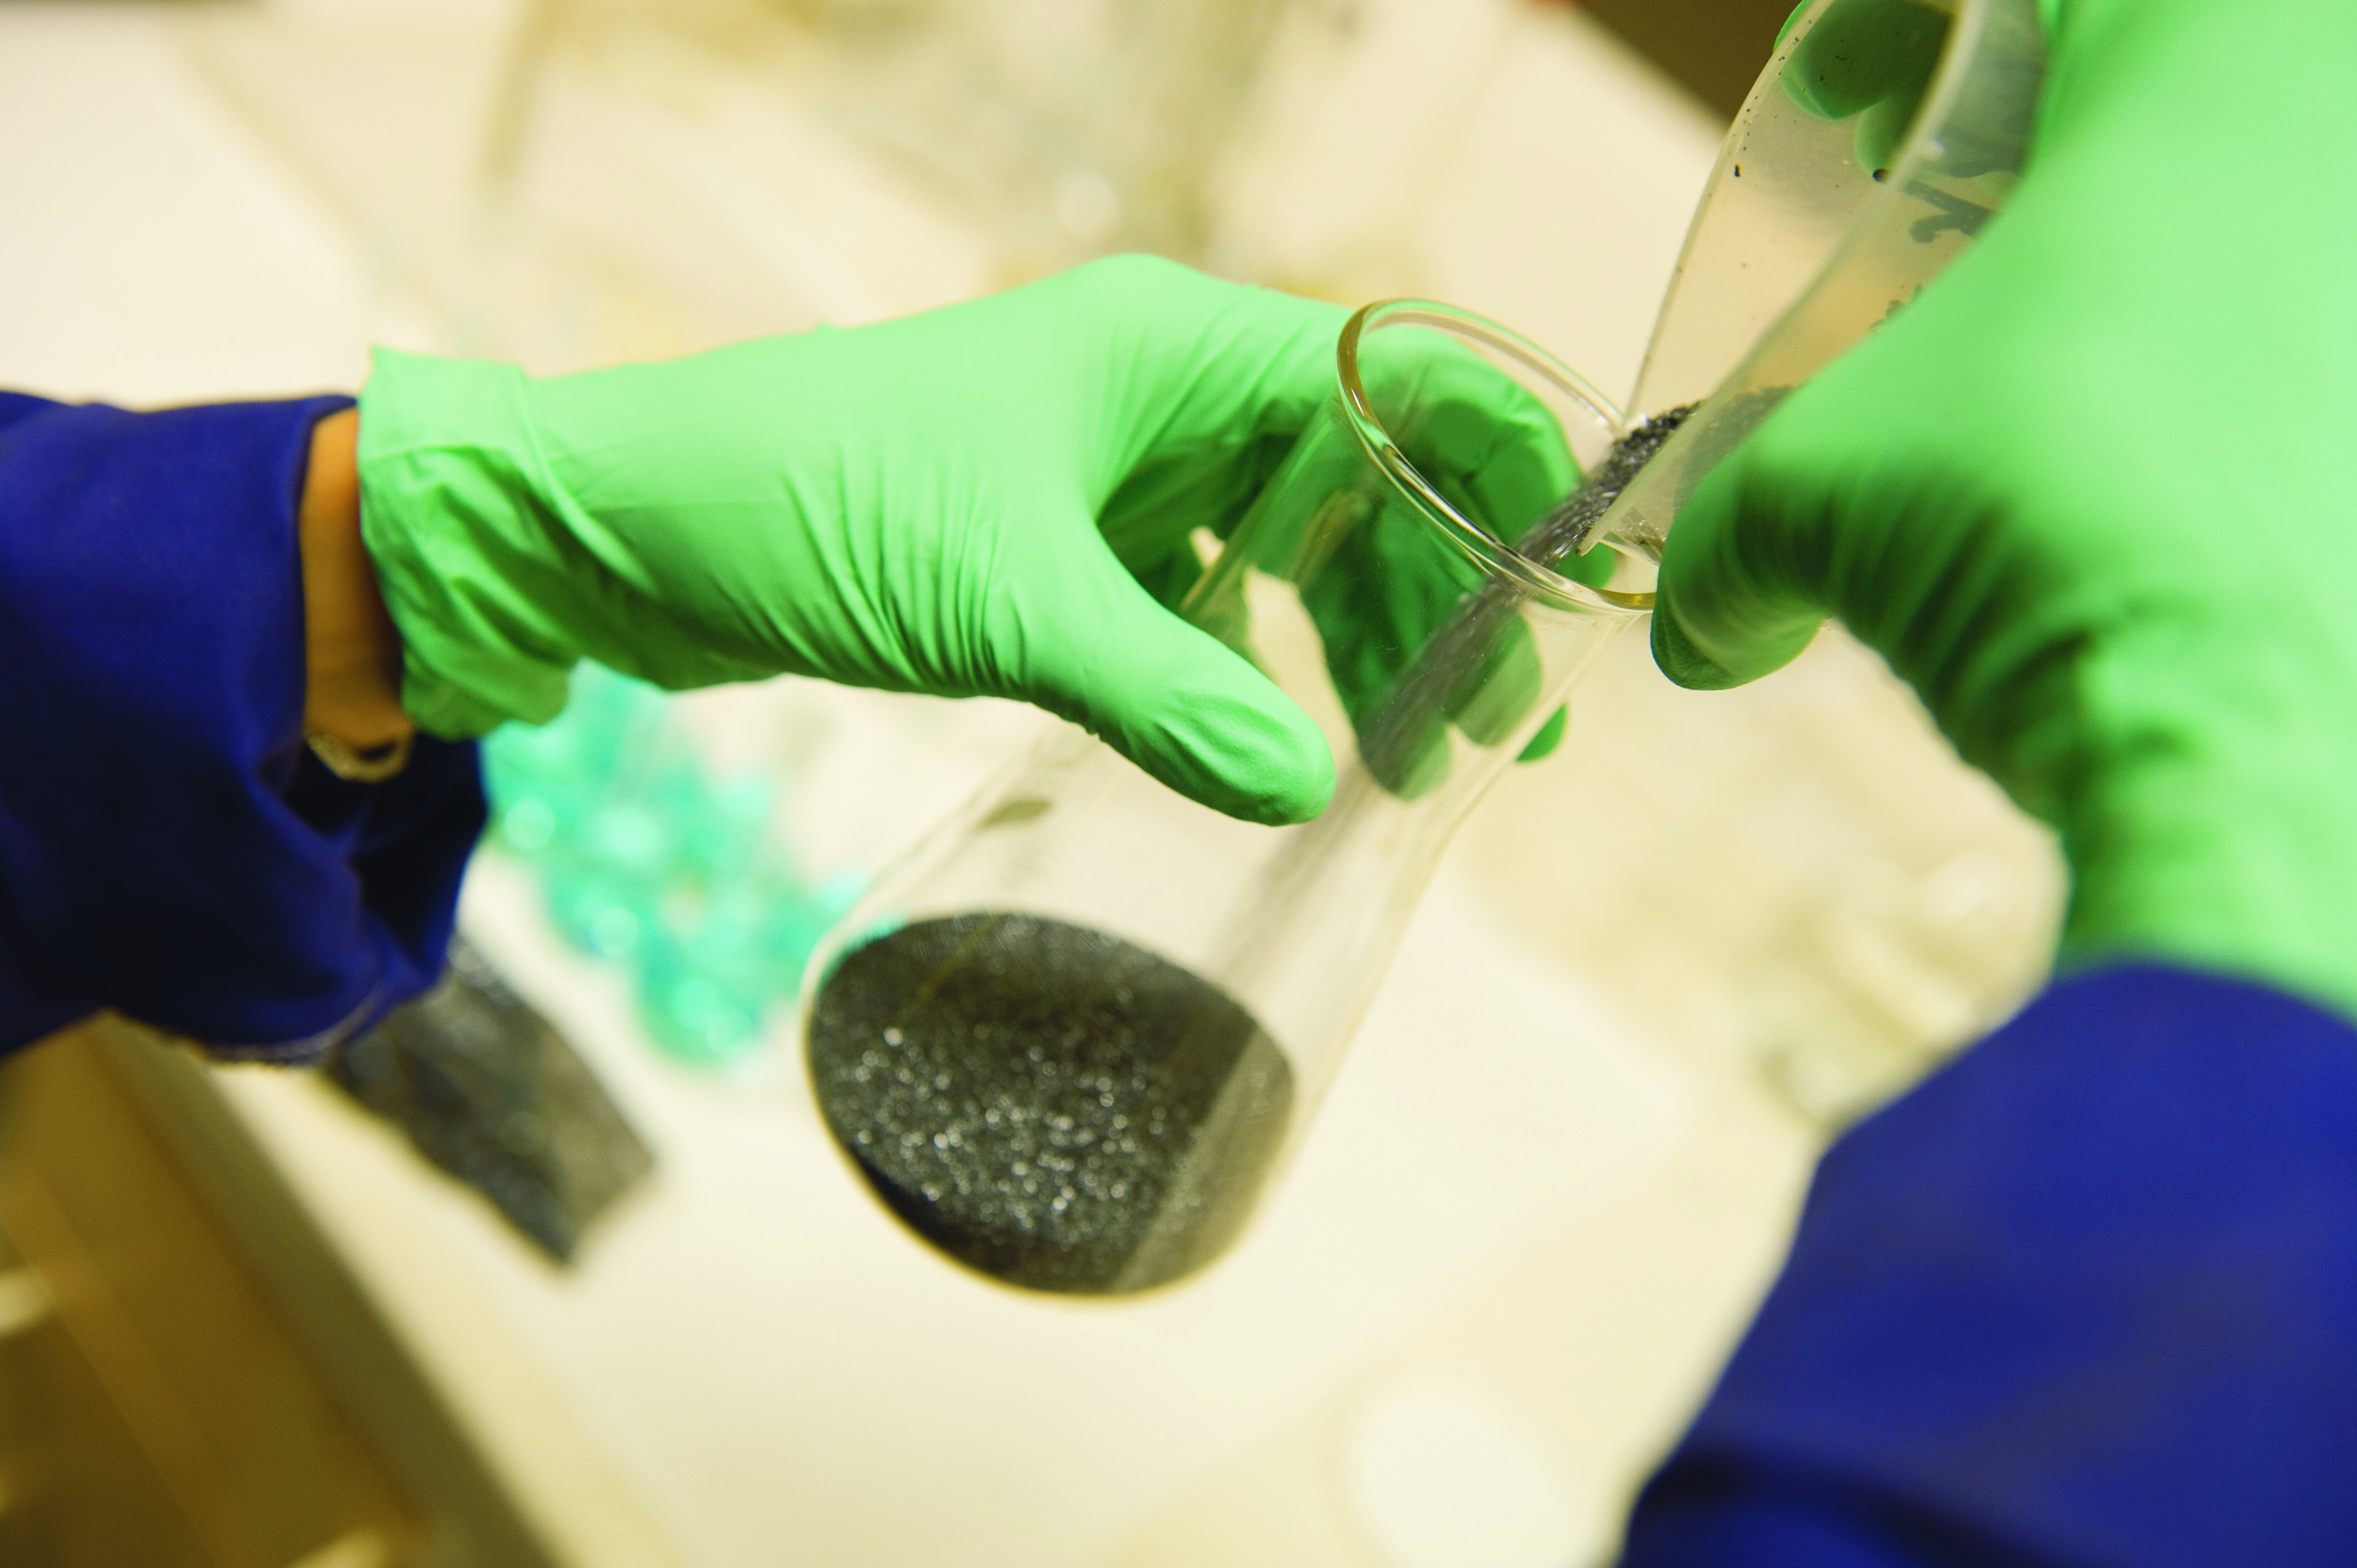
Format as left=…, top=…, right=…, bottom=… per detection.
left=358, top=352, right=771, bottom=736
left=1655, top=0, right=2357, bottom=1020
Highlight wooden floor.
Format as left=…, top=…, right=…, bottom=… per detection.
left=0, top=1024, right=420, bottom=1568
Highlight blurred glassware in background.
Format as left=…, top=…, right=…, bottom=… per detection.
left=1205, top=0, right=1527, bottom=302
left=1458, top=618, right=2062, bottom=1134
left=482, top=666, right=861, bottom=1070
left=179, top=0, right=1504, bottom=376
left=775, top=0, right=1298, bottom=271
left=1743, top=842, right=2048, bottom=1126
left=467, top=0, right=1313, bottom=366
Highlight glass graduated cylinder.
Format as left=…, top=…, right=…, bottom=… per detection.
left=799, top=301, right=1649, bottom=1297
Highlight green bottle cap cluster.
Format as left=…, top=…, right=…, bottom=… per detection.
left=482, top=666, right=860, bottom=1069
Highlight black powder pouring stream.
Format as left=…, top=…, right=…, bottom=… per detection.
left=1355, top=404, right=1697, bottom=792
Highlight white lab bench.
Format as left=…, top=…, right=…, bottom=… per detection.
left=0, top=5, right=2059, bottom=1565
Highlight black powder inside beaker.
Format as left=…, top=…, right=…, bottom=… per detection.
left=807, top=912, right=1293, bottom=1296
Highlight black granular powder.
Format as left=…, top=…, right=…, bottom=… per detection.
left=1516, top=402, right=1699, bottom=571
left=1356, top=404, right=1701, bottom=791
left=807, top=912, right=1293, bottom=1296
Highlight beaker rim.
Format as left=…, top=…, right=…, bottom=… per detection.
left=1336, top=300, right=1653, bottom=615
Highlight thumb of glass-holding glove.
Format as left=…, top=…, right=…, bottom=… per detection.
left=1653, top=0, right=2357, bottom=1022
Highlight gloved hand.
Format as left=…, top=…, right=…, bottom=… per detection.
left=1118, top=303, right=1605, bottom=795
left=1653, top=0, right=2357, bottom=1019
left=359, top=256, right=1589, bottom=827
left=1779, top=0, right=1958, bottom=173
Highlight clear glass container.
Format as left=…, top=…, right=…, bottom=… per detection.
left=797, top=301, right=1645, bottom=1296
left=1561, top=0, right=2057, bottom=1126
left=1595, top=0, right=2048, bottom=580
left=814, top=0, right=1300, bottom=270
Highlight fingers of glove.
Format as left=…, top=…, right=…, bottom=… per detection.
left=1650, top=267, right=2032, bottom=698
left=1298, top=511, right=1460, bottom=800
left=1077, top=257, right=1349, bottom=553
left=1105, top=334, right=1586, bottom=613
left=1446, top=617, right=1547, bottom=750
left=1301, top=503, right=1482, bottom=731
left=1363, top=713, right=1454, bottom=801
left=1003, top=530, right=1337, bottom=826
left=1097, top=429, right=1299, bottom=605
left=1783, top=0, right=1949, bottom=122
left=1065, top=256, right=1344, bottom=428
left=1650, top=410, right=1838, bottom=693
left=1360, top=336, right=1584, bottom=547
left=1303, top=511, right=1563, bottom=795
left=1347, top=608, right=1547, bottom=798
left=1302, top=336, right=1579, bottom=751
left=1517, top=705, right=1568, bottom=763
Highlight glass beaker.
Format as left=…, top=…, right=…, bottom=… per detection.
left=797, top=301, right=1646, bottom=1297
left=1592, top=0, right=2046, bottom=575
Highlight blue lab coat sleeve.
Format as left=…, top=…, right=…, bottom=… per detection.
left=0, top=390, right=483, bottom=1063
left=1619, top=963, right=2357, bottom=1568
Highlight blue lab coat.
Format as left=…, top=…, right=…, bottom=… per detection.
left=3, top=394, right=2351, bottom=1563
left=0, top=391, right=481, bottom=1061
left=1619, top=965, right=2357, bottom=1566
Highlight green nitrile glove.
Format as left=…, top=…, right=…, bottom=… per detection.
left=361, top=256, right=1590, bottom=827
left=362, top=257, right=1339, bottom=824
left=1654, top=0, right=2357, bottom=1019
